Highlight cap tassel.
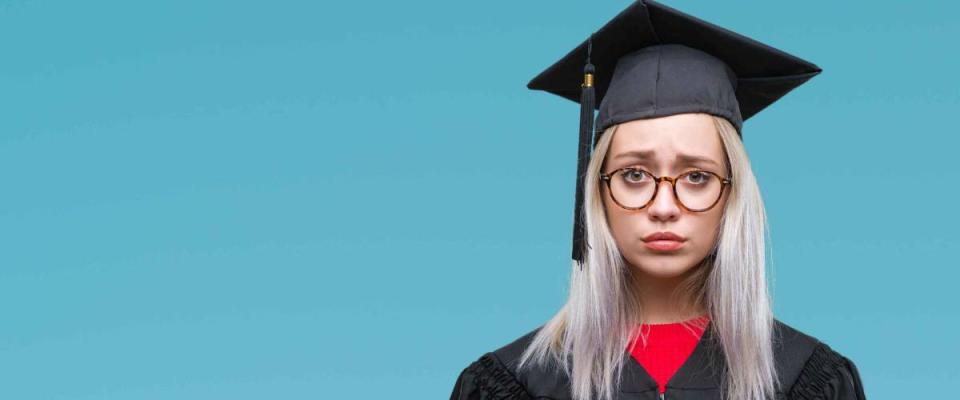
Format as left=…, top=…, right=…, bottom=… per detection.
left=572, top=35, right=595, bottom=269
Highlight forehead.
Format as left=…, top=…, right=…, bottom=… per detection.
left=606, top=113, right=724, bottom=166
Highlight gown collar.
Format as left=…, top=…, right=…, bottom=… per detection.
left=619, top=319, right=726, bottom=393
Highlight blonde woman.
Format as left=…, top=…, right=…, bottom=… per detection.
left=450, top=1, right=866, bottom=400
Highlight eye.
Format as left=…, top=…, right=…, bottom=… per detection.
left=620, top=168, right=650, bottom=184
left=684, top=171, right=710, bottom=184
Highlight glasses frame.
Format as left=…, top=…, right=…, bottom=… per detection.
left=599, top=167, right=733, bottom=212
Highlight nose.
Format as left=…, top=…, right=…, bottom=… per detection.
left=647, top=179, right=681, bottom=221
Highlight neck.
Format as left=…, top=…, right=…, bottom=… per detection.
left=630, top=267, right=707, bottom=325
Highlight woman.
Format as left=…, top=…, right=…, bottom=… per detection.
left=450, top=1, right=866, bottom=400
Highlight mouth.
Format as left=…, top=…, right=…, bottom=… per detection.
left=643, top=239, right=685, bottom=251
left=642, top=231, right=686, bottom=242
left=642, top=231, right=686, bottom=252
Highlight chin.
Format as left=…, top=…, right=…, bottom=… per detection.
left=628, top=255, right=699, bottom=279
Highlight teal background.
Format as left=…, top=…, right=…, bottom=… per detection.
left=1, top=0, right=956, bottom=398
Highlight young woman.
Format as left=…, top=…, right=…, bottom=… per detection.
left=450, top=1, right=866, bottom=400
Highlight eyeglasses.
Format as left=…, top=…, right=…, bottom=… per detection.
left=599, top=167, right=732, bottom=212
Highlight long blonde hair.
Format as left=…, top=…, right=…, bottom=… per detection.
left=516, top=114, right=779, bottom=400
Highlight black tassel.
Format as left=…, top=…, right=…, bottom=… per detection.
left=572, top=35, right=595, bottom=270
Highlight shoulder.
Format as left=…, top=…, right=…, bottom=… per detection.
left=449, top=325, right=564, bottom=400
left=773, top=318, right=867, bottom=399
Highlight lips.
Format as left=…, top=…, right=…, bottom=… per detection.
left=645, top=240, right=684, bottom=251
left=643, top=231, right=686, bottom=251
left=643, top=231, right=686, bottom=242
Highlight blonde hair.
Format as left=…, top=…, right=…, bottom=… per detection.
left=516, top=114, right=779, bottom=400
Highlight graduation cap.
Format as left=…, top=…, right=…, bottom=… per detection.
left=526, top=0, right=822, bottom=268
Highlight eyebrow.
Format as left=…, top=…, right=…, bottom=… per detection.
left=611, top=150, right=722, bottom=168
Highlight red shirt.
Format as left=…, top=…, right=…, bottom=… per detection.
left=626, top=314, right=710, bottom=394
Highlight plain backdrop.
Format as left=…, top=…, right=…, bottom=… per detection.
left=1, top=0, right=957, bottom=398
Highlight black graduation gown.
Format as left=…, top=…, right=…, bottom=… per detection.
left=449, top=319, right=866, bottom=400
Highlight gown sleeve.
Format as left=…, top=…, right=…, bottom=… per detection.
left=449, top=352, right=534, bottom=400
left=788, top=342, right=867, bottom=400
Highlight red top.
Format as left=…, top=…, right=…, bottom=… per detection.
left=626, top=314, right=710, bottom=394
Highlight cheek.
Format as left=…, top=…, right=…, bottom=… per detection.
left=603, top=191, right=641, bottom=246
left=693, top=204, right=725, bottom=245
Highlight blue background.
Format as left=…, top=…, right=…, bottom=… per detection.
left=1, top=0, right=956, bottom=398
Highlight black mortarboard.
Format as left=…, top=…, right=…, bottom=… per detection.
left=527, top=0, right=822, bottom=268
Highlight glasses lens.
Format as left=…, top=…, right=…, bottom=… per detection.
left=676, top=171, right=723, bottom=210
left=608, top=169, right=656, bottom=208
left=608, top=169, right=723, bottom=210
